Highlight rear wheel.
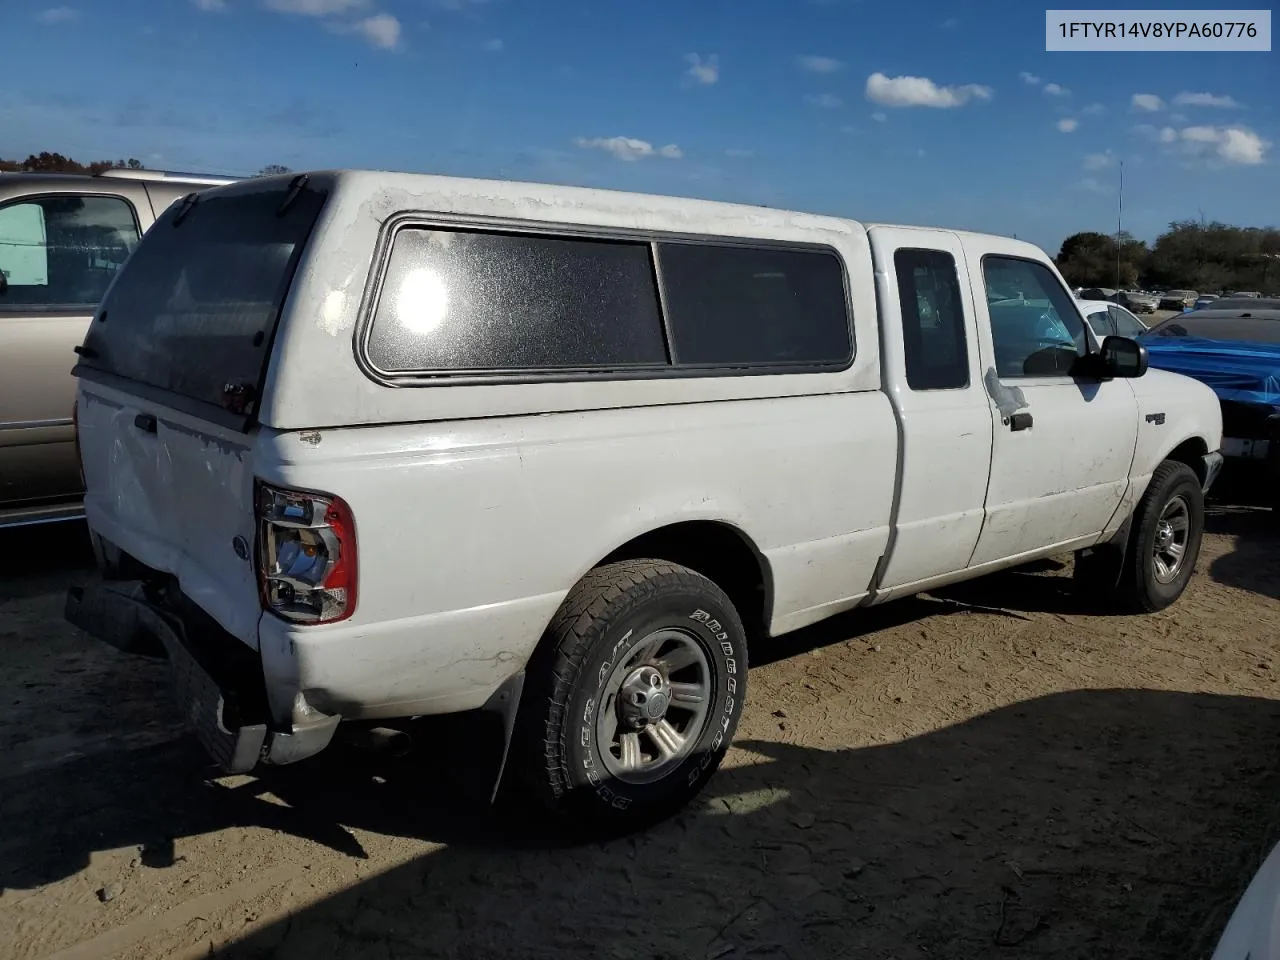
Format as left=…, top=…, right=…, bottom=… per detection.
left=1116, top=460, right=1204, bottom=612
left=516, top=560, right=747, bottom=833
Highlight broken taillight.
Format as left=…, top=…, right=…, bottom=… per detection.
left=255, top=481, right=357, bottom=625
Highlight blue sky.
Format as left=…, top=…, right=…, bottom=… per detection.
left=3, top=0, right=1276, bottom=252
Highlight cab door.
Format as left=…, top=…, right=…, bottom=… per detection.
left=962, top=239, right=1139, bottom=566
left=868, top=227, right=994, bottom=591
left=0, top=187, right=147, bottom=511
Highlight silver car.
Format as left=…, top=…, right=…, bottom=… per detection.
left=1076, top=298, right=1150, bottom=341
left=0, top=168, right=237, bottom=528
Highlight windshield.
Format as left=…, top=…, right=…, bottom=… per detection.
left=76, top=182, right=326, bottom=418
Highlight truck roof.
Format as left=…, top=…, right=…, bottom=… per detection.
left=207, top=168, right=1041, bottom=253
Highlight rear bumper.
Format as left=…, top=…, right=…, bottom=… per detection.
left=65, top=575, right=340, bottom=773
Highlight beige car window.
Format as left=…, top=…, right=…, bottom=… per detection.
left=0, top=195, right=139, bottom=309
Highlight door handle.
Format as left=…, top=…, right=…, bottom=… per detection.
left=133, top=413, right=157, bottom=434
left=1008, top=412, right=1033, bottom=431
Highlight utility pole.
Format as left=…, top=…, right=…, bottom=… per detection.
left=1114, top=159, right=1124, bottom=291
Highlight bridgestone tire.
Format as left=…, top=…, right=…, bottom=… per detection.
left=517, top=560, right=747, bottom=833
left=1117, top=460, right=1205, bottom=613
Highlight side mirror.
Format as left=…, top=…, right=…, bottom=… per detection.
left=1100, top=335, right=1148, bottom=378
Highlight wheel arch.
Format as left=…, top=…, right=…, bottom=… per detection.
left=1162, top=435, right=1210, bottom=485
left=593, top=520, right=774, bottom=642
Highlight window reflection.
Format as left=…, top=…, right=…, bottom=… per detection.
left=396, top=267, right=450, bottom=336
left=367, top=227, right=667, bottom=373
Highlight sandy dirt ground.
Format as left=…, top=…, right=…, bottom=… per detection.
left=2, top=497, right=1280, bottom=960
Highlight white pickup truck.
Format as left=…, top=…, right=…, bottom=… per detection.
left=66, top=171, right=1224, bottom=830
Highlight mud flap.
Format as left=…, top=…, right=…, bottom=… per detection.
left=1074, top=514, right=1133, bottom=594
left=481, top=670, right=525, bottom=804
left=1202, top=450, right=1225, bottom=496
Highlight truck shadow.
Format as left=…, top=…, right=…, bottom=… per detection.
left=925, top=504, right=1280, bottom=619
left=0, top=519, right=94, bottom=604
left=3, top=689, right=1280, bottom=960
left=1206, top=505, right=1280, bottom=603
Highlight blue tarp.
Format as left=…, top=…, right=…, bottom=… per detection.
left=1143, top=336, right=1280, bottom=407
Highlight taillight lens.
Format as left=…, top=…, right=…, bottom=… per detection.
left=255, top=481, right=357, bottom=625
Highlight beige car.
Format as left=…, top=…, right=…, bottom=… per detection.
left=0, top=168, right=236, bottom=528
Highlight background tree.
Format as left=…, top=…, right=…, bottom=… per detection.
left=1056, top=222, right=1280, bottom=293
left=1146, top=220, right=1280, bottom=293
left=257, top=164, right=292, bottom=176
left=1055, top=231, right=1147, bottom=289
left=0, top=153, right=142, bottom=174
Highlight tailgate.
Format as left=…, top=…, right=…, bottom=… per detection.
left=77, top=382, right=262, bottom=645
left=68, top=176, right=328, bottom=648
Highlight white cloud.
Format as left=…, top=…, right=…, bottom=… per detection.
left=685, top=53, right=719, bottom=85
left=1172, top=91, right=1243, bottom=109
left=35, top=6, right=77, bottom=22
left=799, top=55, right=844, bottom=73
left=1140, top=122, right=1271, bottom=164
left=483, top=38, right=503, bottom=52
left=1131, top=93, right=1164, bottom=112
left=1081, top=102, right=1106, bottom=115
left=574, top=136, right=683, bottom=162
left=265, top=0, right=366, bottom=14
left=806, top=93, right=843, bottom=108
left=1080, top=177, right=1110, bottom=194
left=265, top=0, right=399, bottom=51
left=1180, top=126, right=1220, bottom=143
left=866, top=72, right=993, bottom=108
left=871, top=112, right=887, bottom=123
left=1083, top=151, right=1115, bottom=170
left=1057, top=118, right=1079, bottom=133
left=192, top=0, right=227, bottom=9
left=1043, top=82, right=1071, bottom=97
left=940, top=17, right=959, bottom=28
left=1217, top=128, right=1269, bottom=163
left=1179, top=125, right=1269, bottom=164
left=350, top=12, right=399, bottom=48
left=1019, top=71, right=1041, bottom=85
left=725, top=148, right=754, bottom=158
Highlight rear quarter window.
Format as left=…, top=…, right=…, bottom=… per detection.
left=364, top=225, right=853, bottom=380
left=365, top=228, right=667, bottom=374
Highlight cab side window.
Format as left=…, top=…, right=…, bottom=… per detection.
left=0, top=195, right=140, bottom=310
left=982, top=256, right=1088, bottom=379
left=894, top=248, right=969, bottom=390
